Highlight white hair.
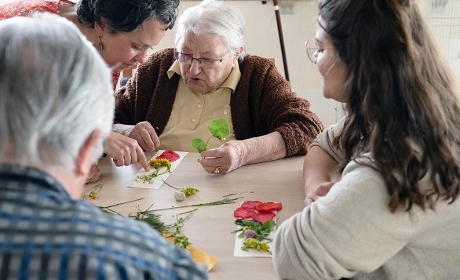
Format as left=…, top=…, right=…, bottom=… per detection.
left=175, top=0, right=246, bottom=61
left=0, top=13, right=114, bottom=171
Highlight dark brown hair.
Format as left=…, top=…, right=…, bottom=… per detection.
left=319, top=0, right=460, bottom=212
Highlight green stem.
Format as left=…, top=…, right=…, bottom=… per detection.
left=204, top=135, right=213, bottom=150
left=146, top=197, right=243, bottom=212
left=178, top=209, right=198, bottom=215
left=161, top=179, right=180, bottom=190
left=100, top=197, right=144, bottom=209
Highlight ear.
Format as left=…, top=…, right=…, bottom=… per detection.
left=234, top=46, right=245, bottom=62
left=75, top=130, right=102, bottom=177
left=237, top=46, right=245, bottom=56
left=93, top=17, right=107, bottom=33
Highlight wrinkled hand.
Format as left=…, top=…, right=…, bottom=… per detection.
left=304, top=181, right=335, bottom=206
left=86, top=164, right=100, bottom=184
left=105, top=131, right=150, bottom=171
left=197, top=141, right=243, bottom=174
left=126, top=121, right=160, bottom=152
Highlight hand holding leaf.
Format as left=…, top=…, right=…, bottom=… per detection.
left=191, top=118, right=230, bottom=153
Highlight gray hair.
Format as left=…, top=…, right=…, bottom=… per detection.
left=175, top=0, right=246, bottom=61
left=0, top=13, right=114, bottom=171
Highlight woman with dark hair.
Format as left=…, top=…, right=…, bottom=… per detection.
left=273, top=0, right=460, bottom=279
left=0, top=0, right=179, bottom=182
left=1, top=0, right=178, bottom=89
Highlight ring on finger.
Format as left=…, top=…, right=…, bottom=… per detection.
left=214, top=166, right=221, bottom=174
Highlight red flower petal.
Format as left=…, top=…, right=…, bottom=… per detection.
left=156, top=150, right=180, bottom=162
left=234, top=200, right=281, bottom=222
left=255, top=202, right=283, bottom=211
left=252, top=210, right=276, bottom=223
left=240, top=200, right=263, bottom=209
left=234, top=207, right=254, bottom=219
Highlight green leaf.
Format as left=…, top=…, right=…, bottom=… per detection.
left=208, top=118, right=230, bottom=141
left=261, top=220, right=276, bottom=231
left=241, top=220, right=263, bottom=228
left=191, top=138, right=207, bottom=153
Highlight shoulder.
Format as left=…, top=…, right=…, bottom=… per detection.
left=238, top=54, right=286, bottom=88
left=0, top=0, right=61, bottom=19
left=239, top=54, right=276, bottom=72
left=147, top=48, right=175, bottom=63
left=310, top=116, right=347, bottom=163
left=140, top=48, right=175, bottom=72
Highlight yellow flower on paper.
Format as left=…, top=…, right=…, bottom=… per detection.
left=149, top=158, right=171, bottom=170
left=136, top=158, right=172, bottom=184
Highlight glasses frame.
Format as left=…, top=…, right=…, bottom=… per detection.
left=174, top=49, right=233, bottom=68
left=306, top=40, right=319, bottom=63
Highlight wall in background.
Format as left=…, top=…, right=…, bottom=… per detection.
left=0, top=0, right=458, bottom=126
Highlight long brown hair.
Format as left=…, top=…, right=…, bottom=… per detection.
left=319, top=0, right=460, bottom=212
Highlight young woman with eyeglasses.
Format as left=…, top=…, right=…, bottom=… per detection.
left=273, top=0, right=460, bottom=278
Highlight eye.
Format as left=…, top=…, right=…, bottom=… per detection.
left=132, top=44, right=142, bottom=51
left=200, top=58, right=216, bottom=67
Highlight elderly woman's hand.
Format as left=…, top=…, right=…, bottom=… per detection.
left=127, top=121, right=160, bottom=152
left=197, top=141, right=245, bottom=174
left=197, top=133, right=287, bottom=174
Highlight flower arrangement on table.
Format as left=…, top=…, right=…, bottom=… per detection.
left=233, top=200, right=283, bottom=255
left=136, top=150, right=179, bottom=184
left=96, top=194, right=244, bottom=271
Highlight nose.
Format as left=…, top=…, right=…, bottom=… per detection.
left=189, top=59, right=201, bottom=75
left=134, top=49, right=149, bottom=64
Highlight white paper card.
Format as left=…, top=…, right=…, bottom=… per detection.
left=233, top=225, right=276, bottom=257
left=127, top=150, right=188, bottom=189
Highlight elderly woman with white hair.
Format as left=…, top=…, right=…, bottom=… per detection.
left=0, top=13, right=207, bottom=278
left=113, top=0, right=324, bottom=174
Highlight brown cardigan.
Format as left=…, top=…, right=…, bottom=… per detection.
left=114, top=48, right=324, bottom=156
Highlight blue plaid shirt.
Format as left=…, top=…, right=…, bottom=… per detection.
left=0, top=164, right=208, bottom=280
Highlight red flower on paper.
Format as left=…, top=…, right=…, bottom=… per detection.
left=234, top=200, right=283, bottom=223
left=156, top=150, right=180, bottom=162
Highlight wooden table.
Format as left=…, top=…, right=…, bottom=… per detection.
left=86, top=153, right=306, bottom=280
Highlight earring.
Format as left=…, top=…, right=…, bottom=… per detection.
left=98, top=36, right=103, bottom=51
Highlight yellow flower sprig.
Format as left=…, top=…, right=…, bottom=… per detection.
left=136, top=158, right=171, bottom=184
left=161, top=179, right=199, bottom=198
left=241, top=238, right=271, bottom=254
left=81, top=180, right=104, bottom=200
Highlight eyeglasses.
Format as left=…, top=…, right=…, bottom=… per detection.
left=306, top=40, right=320, bottom=63
left=174, top=49, right=232, bottom=68
left=306, top=39, right=337, bottom=63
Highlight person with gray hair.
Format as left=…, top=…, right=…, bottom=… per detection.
left=113, top=0, right=324, bottom=175
left=0, top=13, right=207, bottom=279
